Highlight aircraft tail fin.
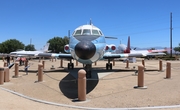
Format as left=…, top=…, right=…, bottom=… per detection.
left=124, top=36, right=131, bottom=53
left=42, top=43, right=50, bottom=52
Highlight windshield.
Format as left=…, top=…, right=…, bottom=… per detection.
left=92, top=29, right=99, bottom=35
left=74, top=30, right=82, bottom=35
left=82, top=29, right=91, bottom=35
left=73, top=29, right=103, bottom=36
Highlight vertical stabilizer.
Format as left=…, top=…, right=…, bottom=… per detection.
left=42, top=43, right=50, bottom=52
left=124, top=36, right=130, bottom=53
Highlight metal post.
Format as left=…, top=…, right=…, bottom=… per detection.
left=142, top=59, right=145, bottom=67
left=78, top=69, right=86, bottom=101
left=4, top=62, right=7, bottom=67
left=51, top=57, right=53, bottom=62
left=76, top=60, right=78, bottom=66
left=113, top=59, right=115, bottom=66
left=94, top=62, right=97, bottom=66
left=170, top=12, right=173, bottom=58
left=134, top=65, right=147, bottom=89
left=14, top=62, right=19, bottom=78
left=126, top=60, right=129, bottom=68
left=166, top=62, right=171, bottom=79
left=38, top=63, right=43, bottom=82
left=60, top=59, right=63, bottom=68
left=4, top=67, right=10, bottom=82
left=0, top=68, right=4, bottom=85
left=42, top=60, right=45, bottom=69
left=159, top=60, right=163, bottom=71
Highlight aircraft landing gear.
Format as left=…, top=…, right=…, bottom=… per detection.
left=67, top=59, right=74, bottom=69
left=84, top=64, right=92, bottom=78
left=106, top=63, right=112, bottom=70
left=106, top=59, right=112, bottom=70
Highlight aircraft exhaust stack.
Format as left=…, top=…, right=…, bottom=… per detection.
left=105, top=44, right=116, bottom=52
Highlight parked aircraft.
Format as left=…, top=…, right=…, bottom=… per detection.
left=39, top=22, right=166, bottom=78
left=118, top=36, right=167, bottom=56
left=10, top=43, right=50, bottom=57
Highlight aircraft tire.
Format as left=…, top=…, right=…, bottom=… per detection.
left=71, top=63, right=74, bottom=69
left=106, top=63, right=109, bottom=70
left=110, top=63, right=112, bottom=70
left=68, top=63, right=70, bottom=69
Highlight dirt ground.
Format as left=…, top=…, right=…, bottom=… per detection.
left=0, top=58, right=180, bottom=110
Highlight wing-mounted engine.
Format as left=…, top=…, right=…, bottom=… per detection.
left=105, top=44, right=116, bottom=52
left=64, top=44, right=70, bottom=53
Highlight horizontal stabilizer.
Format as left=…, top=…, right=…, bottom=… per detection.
left=105, top=36, right=117, bottom=39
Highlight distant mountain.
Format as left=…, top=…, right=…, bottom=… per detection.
left=131, top=46, right=165, bottom=50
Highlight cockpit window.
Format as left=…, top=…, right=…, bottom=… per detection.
left=82, top=29, right=91, bottom=35
left=75, top=30, right=82, bottom=35
left=92, top=29, right=99, bottom=35
left=99, top=31, right=103, bottom=35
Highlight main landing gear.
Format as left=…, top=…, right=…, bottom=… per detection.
left=67, top=60, right=92, bottom=78
left=106, top=59, right=112, bottom=70
left=67, top=59, right=74, bottom=69
left=84, top=64, right=92, bottom=78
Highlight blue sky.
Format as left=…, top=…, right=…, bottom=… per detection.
left=0, top=0, right=180, bottom=50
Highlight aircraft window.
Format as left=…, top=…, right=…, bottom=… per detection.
left=92, top=29, right=99, bottom=35
left=75, top=30, right=82, bottom=35
left=99, top=31, right=103, bottom=35
left=72, top=31, right=75, bottom=35
left=82, top=29, right=91, bottom=35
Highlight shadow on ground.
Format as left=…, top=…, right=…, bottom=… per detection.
left=59, top=68, right=99, bottom=99
left=18, top=68, right=68, bottom=73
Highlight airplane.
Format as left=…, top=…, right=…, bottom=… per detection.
left=118, top=36, right=167, bottom=57
left=10, top=43, right=50, bottom=57
left=38, top=22, right=165, bottom=78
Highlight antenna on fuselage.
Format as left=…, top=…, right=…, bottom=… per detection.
left=89, top=18, right=92, bottom=25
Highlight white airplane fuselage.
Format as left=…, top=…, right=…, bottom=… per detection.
left=10, top=43, right=50, bottom=57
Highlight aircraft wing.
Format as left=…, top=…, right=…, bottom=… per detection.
left=145, top=52, right=166, bottom=56
left=38, top=53, right=73, bottom=59
left=10, top=53, right=37, bottom=57
left=103, top=52, right=143, bottom=59
left=0, top=53, right=10, bottom=57
left=103, top=52, right=165, bottom=59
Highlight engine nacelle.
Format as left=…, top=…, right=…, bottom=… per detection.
left=64, top=44, right=70, bottom=53
left=105, top=44, right=116, bottom=52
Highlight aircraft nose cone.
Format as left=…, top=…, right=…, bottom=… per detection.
left=75, top=41, right=96, bottom=60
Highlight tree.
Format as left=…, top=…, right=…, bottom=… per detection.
left=25, top=44, right=36, bottom=51
left=174, top=43, right=180, bottom=54
left=47, top=36, right=69, bottom=53
left=0, top=39, right=25, bottom=53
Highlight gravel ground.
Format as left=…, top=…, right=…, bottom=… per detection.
left=0, top=58, right=180, bottom=110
